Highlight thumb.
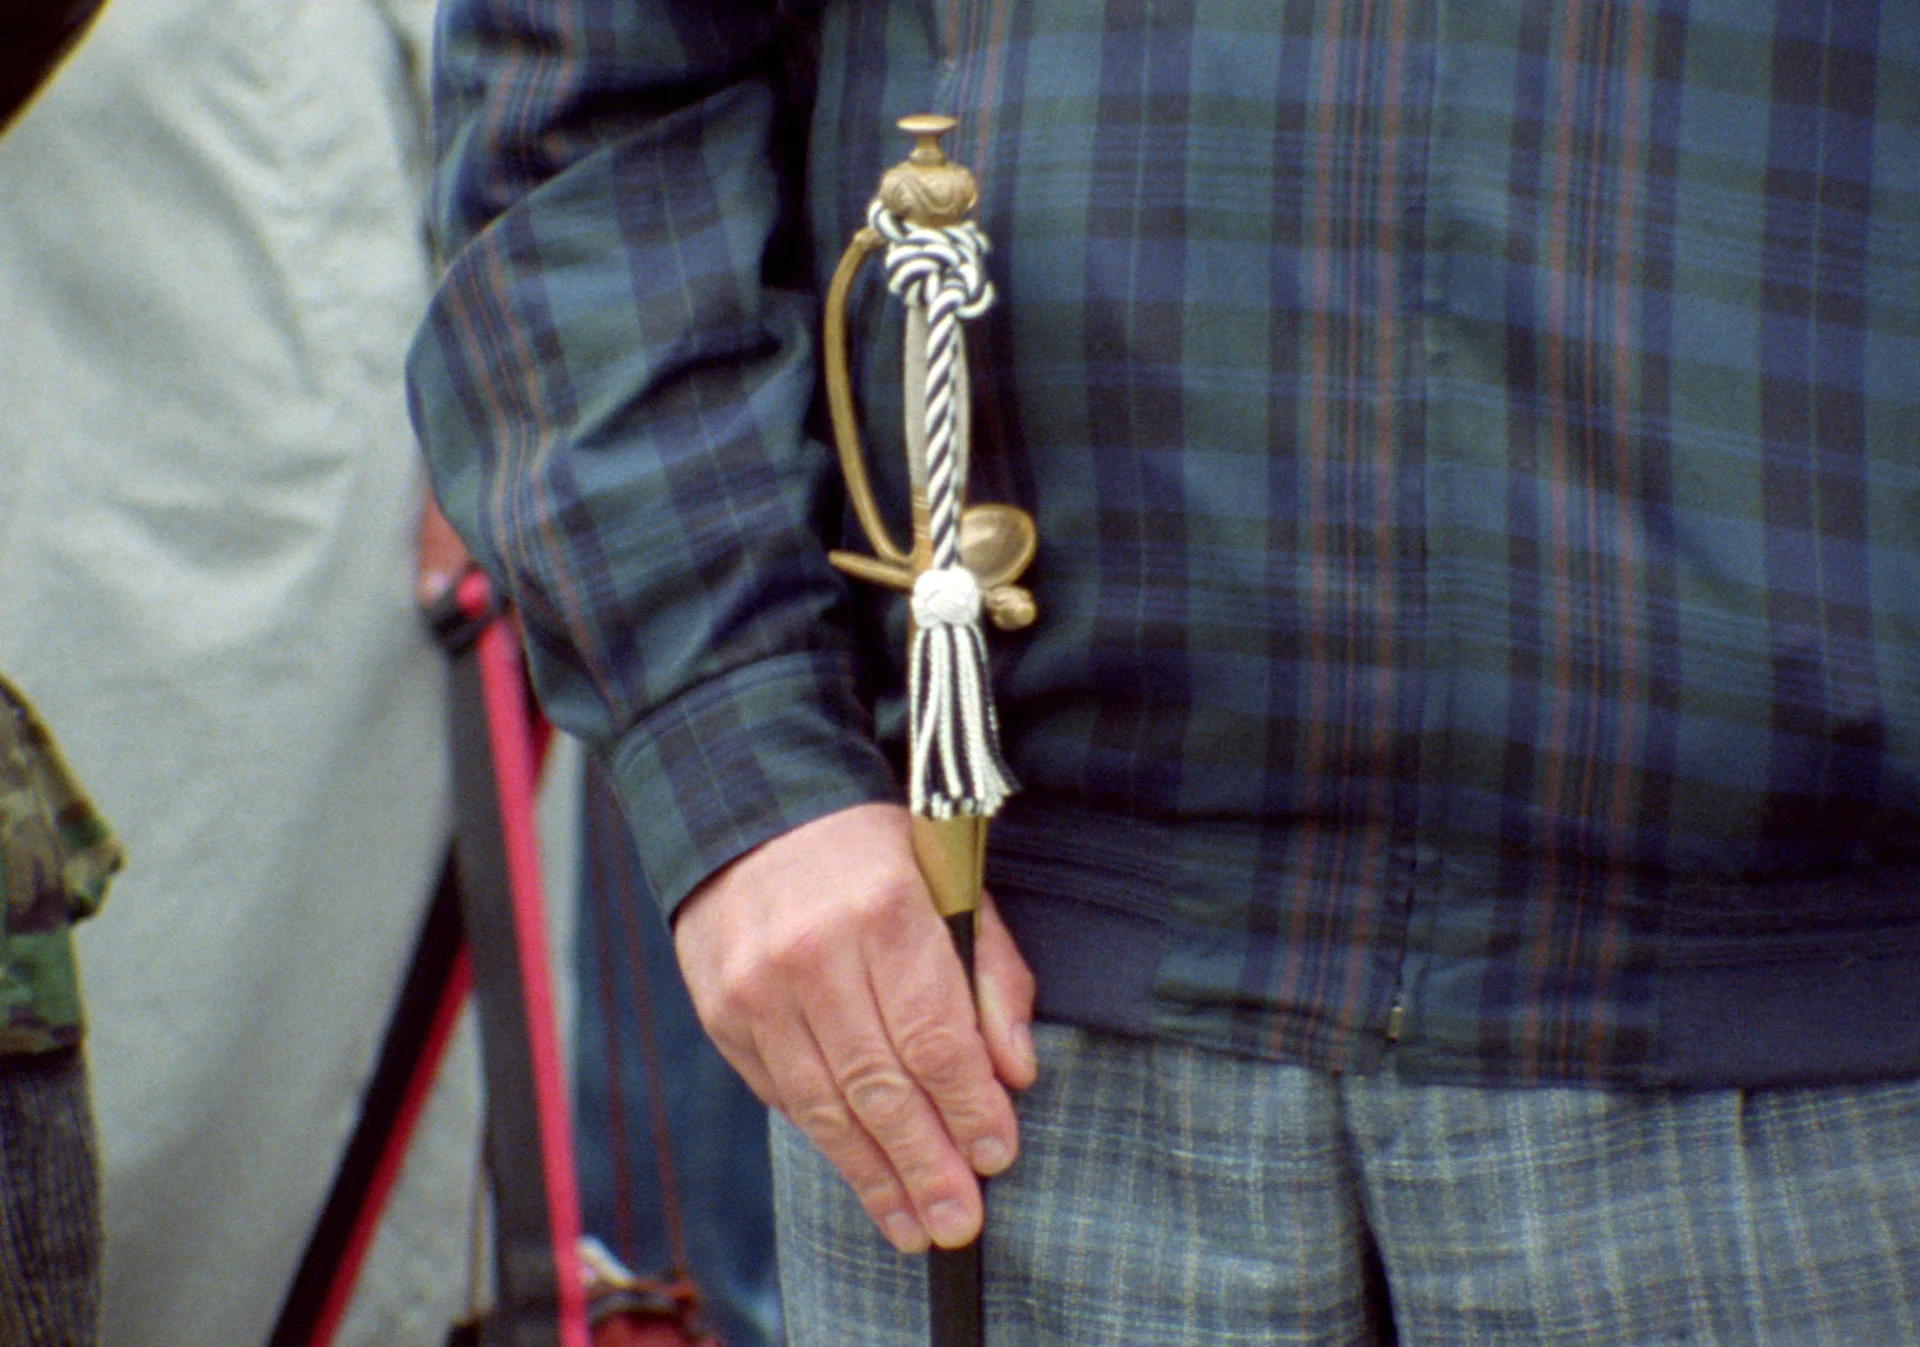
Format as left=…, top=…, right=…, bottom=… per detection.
left=973, top=891, right=1037, bottom=1090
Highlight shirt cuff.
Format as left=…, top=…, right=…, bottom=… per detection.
left=608, top=648, right=902, bottom=920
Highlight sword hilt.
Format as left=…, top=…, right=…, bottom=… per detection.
left=822, top=116, right=1038, bottom=631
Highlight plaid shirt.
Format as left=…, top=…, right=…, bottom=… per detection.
left=410, top=0, right=1920, bottom=1087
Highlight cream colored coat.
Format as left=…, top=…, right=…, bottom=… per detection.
left=0, top=1, right=479, bottom=1342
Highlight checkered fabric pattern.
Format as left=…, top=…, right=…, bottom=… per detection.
left=410, top=0, right=1920, bottom=1087
left=774, top=1024, right=1920, bottom=1345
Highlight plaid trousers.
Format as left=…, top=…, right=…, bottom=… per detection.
left=0, top=1049, right=101, bottom=1347
left=775, top=1024, right=1920, bottom=1345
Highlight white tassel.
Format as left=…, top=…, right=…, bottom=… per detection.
left=908, top=568, right=1016, bottom=817
left=870, top=196, right=1018, bottom=820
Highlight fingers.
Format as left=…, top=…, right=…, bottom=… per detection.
left=974, top=892, right=1038, bottom=1091
left=671, top=803, right=1023, bottom=1253
left=806, top=886, right=1013, bottom=1246
left=697, top=996, right=941, bottom=1251
left=752, top=1016, right=944, bottom=1253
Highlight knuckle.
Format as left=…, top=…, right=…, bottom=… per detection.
left=849, top=871, right=923, bottom=929
left=893, top=1020, right=973, bottom=1087
left=711, top=960, right=771, bottom=1021
left=839, top=1061, right=921, bottom=1130
left=765, top=923, right=831, bottom=979
left=785, top=1091, right=858, bottom=1145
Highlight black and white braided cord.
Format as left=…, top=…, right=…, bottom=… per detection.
left=870, top=197, right=1017, bottom=819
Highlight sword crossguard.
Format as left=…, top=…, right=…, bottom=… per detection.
left=823, top=117, right=1038, bottom=631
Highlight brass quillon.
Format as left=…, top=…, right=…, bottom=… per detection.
left=824, top=115, right=1038, bottom=634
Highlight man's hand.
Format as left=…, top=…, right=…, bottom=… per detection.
left=672, top=802, right=1037, bottom=1253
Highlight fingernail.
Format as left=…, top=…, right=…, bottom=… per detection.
left=883, top=1210, right=928, bottom=1254
left=971, top=1136, right=1012, bottom=1175
left=926, top=1199, right=973, bottom=1247
left=1013, top=1022, right=1036, bottom=1078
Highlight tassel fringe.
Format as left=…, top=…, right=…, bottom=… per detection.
left=873, top=198, right=1019, bottom=820
left=908, top=568, right=1016, bottom=817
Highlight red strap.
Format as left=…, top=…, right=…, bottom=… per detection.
left=463, top=571, right=592, bottom=1347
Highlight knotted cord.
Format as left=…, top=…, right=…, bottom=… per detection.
left=869, top=198, right=1017, bottom=818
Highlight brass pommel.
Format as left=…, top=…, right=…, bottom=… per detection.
left=878, top=115, right=977, bottom=227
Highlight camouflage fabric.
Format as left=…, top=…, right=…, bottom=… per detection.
left=0, top=673, right=121, bottom=1055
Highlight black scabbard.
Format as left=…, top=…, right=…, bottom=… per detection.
left=928, top=911, right=984, bottom=1347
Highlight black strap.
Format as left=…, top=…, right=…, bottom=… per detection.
left=268, top=857, right=468, bottom=1347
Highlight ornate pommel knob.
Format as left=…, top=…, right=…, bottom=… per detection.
left=878, top=115, right=978, bottom=227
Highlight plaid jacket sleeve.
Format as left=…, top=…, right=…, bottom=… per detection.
left=407, top=0, right=899, bottom=915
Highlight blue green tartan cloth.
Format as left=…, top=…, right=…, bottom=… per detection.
left=409, top=0, right=1920, bottom=1088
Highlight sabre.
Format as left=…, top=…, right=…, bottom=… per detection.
left=823, top=116, right=1037, bottom=1347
